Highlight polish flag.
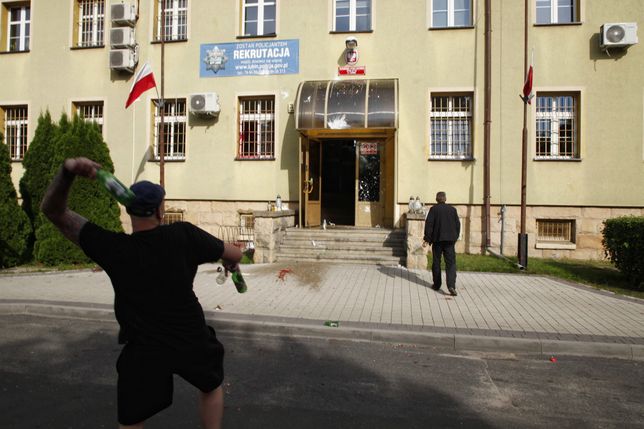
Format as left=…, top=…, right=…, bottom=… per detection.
left=521, top=51, right=534, bottom=104
left=125, top=62, right=157, bottom=108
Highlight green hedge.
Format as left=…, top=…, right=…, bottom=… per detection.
left=602, top=216, right=644, bottom=288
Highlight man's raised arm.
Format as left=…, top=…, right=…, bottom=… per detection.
left=41, top=158, right=101, bottom=246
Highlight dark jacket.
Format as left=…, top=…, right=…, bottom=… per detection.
left=424, top=202, right=461, bottom=243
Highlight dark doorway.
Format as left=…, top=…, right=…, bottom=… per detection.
left=322, top=140, right=355, bottom=225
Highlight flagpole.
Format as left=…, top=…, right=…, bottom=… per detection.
left=518, top=0, right=529, bottom=268
left=159, top=2, right=166, bottom=189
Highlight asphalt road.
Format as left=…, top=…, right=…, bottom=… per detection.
left=1, top=314, right=643, bottom=429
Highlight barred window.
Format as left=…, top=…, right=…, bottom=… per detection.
left=242, top=0, right=276, bottom=36
left=536, top=0, right=579, bottom=24
left=431, top=0, right=472, bottom=28
left=3, top=106, right=29, bottom=160
left=73, top=101, right=104, bottom=133
left=334, top=0, right=371, bottom=32
left=163, top=210, right=184, bottom=225
left=156, top=0, right=188, bottom=41
left=537, top=219, right=575, bottom=244
left=77, top=0, right=105, bottom=47
left=154, top=99, right=186, bottom=160
left=238, top=96, right=275, bottom=159
left=429, top=94, right=473, bottom=159
left=8, top=5, right=30, bottom=52
left=536, top=93, right=579, bottom=159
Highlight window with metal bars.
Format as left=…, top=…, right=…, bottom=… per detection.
left=162, top=210, right=184, bottom=225
left=536, top=0, right=579, bottom=24
left=156, top=0, right=188, bottom=41
left=3, top=106, right=29, bottom=160
left=535, top=93, right=579, bottom=159
left=238, top=96, right=275, bottom=159
left=77, top=0, right=104, bottom=47
left=537, top=219, right=575, bottom=243
left=333, top=0, right=371, bottom=32
left=153, top=99, right=187, bottom=160
left=429, top=93, right=473, bottom=159
left=242, top=0, right=276, bottom=36
left=74, top=101, right=104, bottom=133
left=8, top=5, right=30, bottom=52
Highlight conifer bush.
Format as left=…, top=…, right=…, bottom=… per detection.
left=602, top=216, right=644, bottom=289
left=0, top=133, right=31, bottom=268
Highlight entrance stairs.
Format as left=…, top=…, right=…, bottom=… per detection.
left=275, top=227, right=407, bottom=266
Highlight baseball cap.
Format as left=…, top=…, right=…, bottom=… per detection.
left=126, top=180, right=165, bottom=217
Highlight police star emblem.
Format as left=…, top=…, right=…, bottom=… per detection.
left=204, top=46, right=228, bottom=73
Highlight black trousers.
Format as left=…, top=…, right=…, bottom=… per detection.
left=431, top=241, right=457, bottom=289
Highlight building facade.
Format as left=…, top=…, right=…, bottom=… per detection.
left=1, top=0, right=642, bottom=260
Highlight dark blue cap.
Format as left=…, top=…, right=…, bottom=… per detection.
left=126, top=180, right=165, bottom=217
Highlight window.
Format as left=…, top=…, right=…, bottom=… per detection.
left=536, top=219, right=576, bottom=248
left=73, top=101, right=104, bottom=133
left=153, top=98, right=186, bottom=160
left=1, top=106, right=29, bottom=161
left=333, top=0, right=371, bottom=32
left=162, top=210, right=184, bottom=224
left=6, top=4, right=30, bottom=51
left=75, top=0, right=105, bottom=47
left=242, top=0, right=276, bottom=36
left=155, top=0, right=188, bottom=41
left=535, top=93, right=579, bottom=159
left=238, top=96, right=275, bottom=159
left=429, top=94, right=473, bottom=159
left=431, top=0, right=472, bottom=28
left=536, top=0, right=578, bottom=24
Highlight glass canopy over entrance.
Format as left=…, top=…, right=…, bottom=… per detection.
left=295, top=79, right=398, bottom=131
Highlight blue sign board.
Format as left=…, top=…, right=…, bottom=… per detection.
left=200, top=39, right=299, bottom=77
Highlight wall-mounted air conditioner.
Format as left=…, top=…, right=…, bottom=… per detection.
left=190, top=93, right=220, bottom=116
left=110, top=27, right=136, bottom=48
left=111, top=3, right=137, bottom=27
left=600, top=23, right=638, bottom=49
left=109, top=48, right=138, bottom=72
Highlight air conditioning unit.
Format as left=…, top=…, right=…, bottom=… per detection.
left=109, top=48, right=138, bottom=72
left=190, top=93, right=220, bottom=116
left=600, top=22, right=638, bottom=49
left=111, top=3, right=137, bottom=26
left=110, top=27, right=136, bottom=48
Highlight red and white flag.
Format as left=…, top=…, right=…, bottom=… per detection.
left=521, top=51, right=534, bottom=104
left=125, top=62, right=157, bottom=108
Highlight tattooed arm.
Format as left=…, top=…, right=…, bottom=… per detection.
left=41, top=158, right=101, bottom=247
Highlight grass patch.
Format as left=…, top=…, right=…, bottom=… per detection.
left=428, top=252, right=644, bottom=300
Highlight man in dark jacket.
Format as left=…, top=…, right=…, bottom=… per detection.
left=423, top=191, right=461, bottom=296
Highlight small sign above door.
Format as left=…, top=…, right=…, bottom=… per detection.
left=360, top=142, right=378, bottom=155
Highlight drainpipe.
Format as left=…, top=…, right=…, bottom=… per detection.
left=483, top=0, right=492, bottom=250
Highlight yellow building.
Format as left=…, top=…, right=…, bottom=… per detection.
left=1, top=0, right=642, bottom=260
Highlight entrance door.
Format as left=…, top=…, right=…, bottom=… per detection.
left=321, top=140, right=356, bottom=225
left=355, top=141, right=385, bottom=227
left=302, top=139, right=321, bottom=227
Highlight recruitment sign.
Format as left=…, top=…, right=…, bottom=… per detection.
left=200, top=39, right=299, bottom=77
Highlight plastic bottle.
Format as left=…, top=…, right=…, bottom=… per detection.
left=215, top=266, right=227, bottom=285
left=231, top=270, right=248, bottom=293
left=96, top=169, right=135, bottom=206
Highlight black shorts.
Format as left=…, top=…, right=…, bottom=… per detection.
left=116, top=326, right=224, bottom=425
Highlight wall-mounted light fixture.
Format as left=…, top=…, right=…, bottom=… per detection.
left=345, top=36, right=358, bottom=50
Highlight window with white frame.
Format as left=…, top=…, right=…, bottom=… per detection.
left=429, top=94, right=473, bottom=159
left=154, top=98, right=186, bottom=160
left=8, top=4, right=30, bottom=51
left=536, top=0, right=578, bottom=24
left=2, top=106, right=29, bottom=161
left=77, top=0, right=105, bottom=47
left=162, top=210, right=184, bottom=225
left=242, top=0, right=276, bottom=36
left=333, top=0, right=371, bottom=32
left=73, top=101, right=104, bottom=133
left=535, top=93, right=579, bottom=159
left=537, top=219, right=575, bottom=244
left=431, top=0, right=472, bottom=28
left=155, top=0, right=188, bottom=41
left=238, top=96, right=275, bottom=159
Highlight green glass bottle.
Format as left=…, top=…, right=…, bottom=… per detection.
left=96, top=169, right=135, bottom=206
left=231, top=270, right=248, bottom=293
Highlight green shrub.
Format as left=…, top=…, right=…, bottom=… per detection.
left=34, top=116, right=123, bottom=265
left=0, top=133, right=31, bottom=267
left=602, top=216, right=644, bottom=288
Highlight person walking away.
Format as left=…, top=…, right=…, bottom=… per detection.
left=423, top=191, right=460, bottom=296
left=41, top=157, right=242, bottom=429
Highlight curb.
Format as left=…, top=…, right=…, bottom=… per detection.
left=2, top=301, right=643, bottom=361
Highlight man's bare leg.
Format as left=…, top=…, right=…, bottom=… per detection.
left=199, top=386, right=224, bottom=429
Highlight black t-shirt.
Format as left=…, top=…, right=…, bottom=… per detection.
left=80, top=221, right=224, bottom=348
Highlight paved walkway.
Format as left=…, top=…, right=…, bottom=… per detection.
left=1, top=261, right=643, bottom=359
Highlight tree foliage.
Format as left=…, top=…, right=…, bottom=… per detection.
left=602, top=216, right=644, bottom=289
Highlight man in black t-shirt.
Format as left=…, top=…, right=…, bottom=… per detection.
left=41, top=157, right=242, bottom=429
